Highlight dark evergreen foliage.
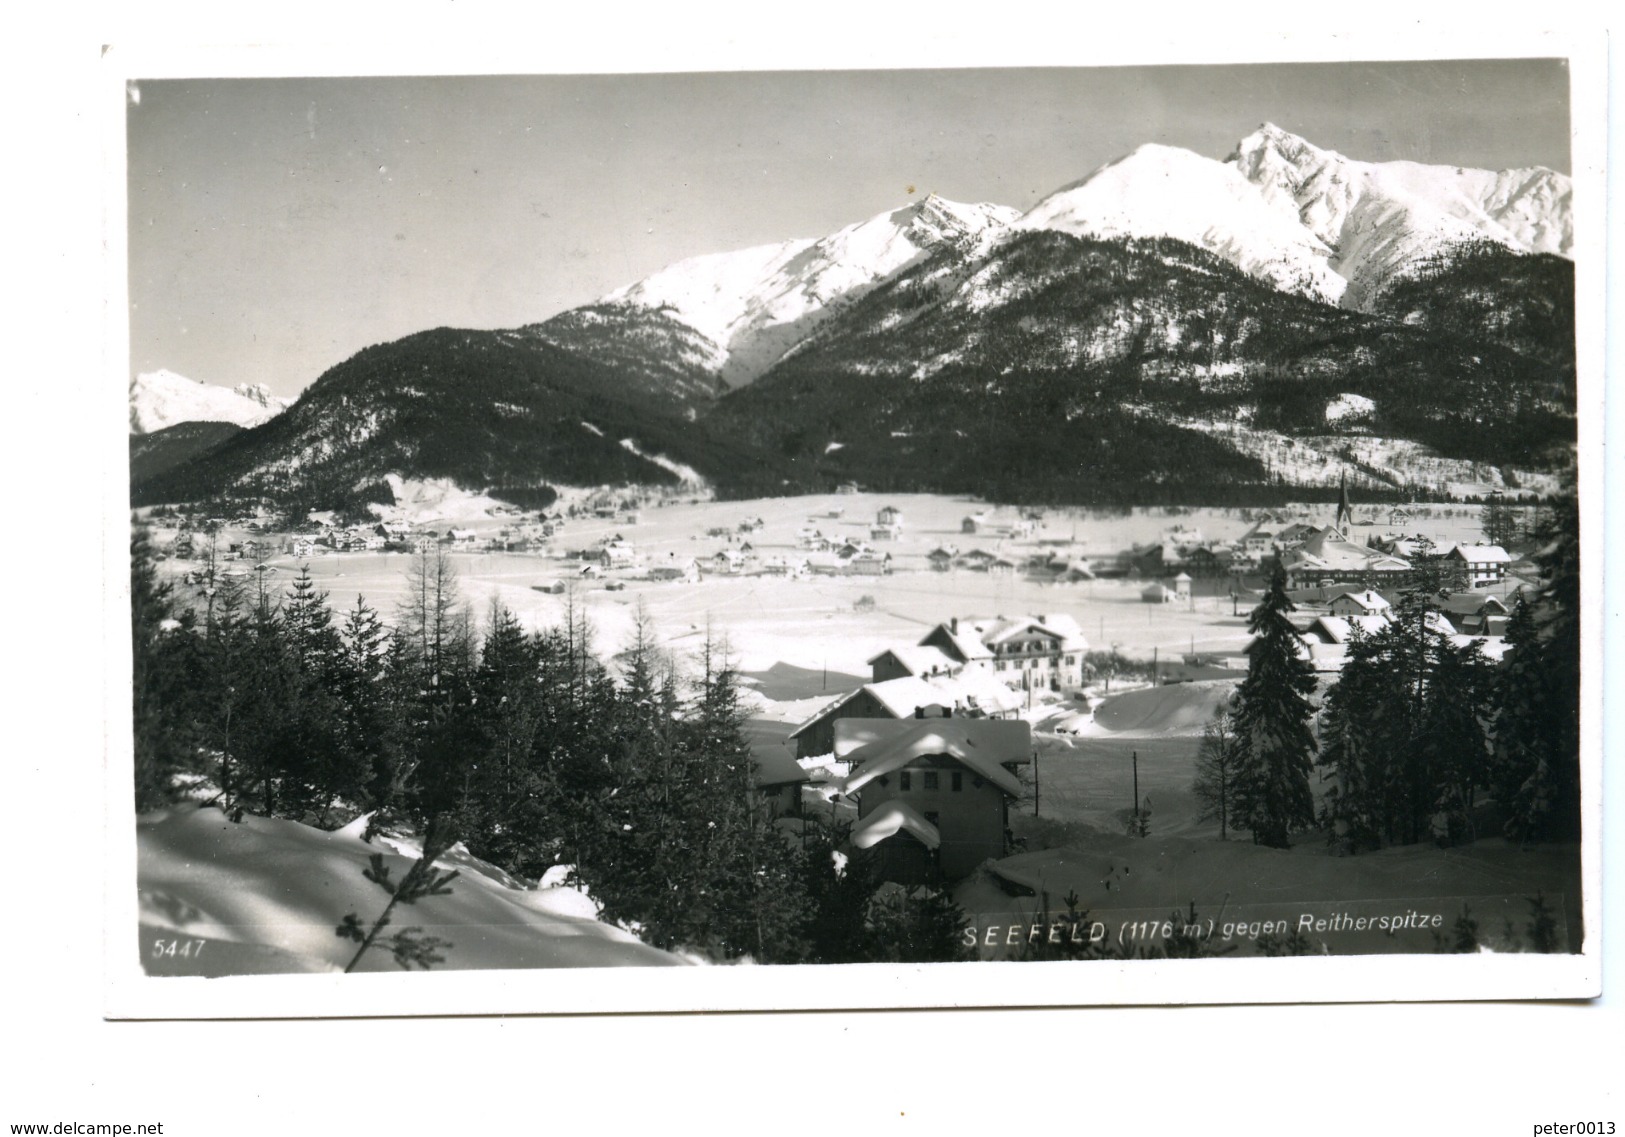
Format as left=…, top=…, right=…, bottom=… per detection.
left=133, top=233, right=1573, bottom=512
left=711, top=231, right=1576, bottom=497
left=133, top=326, right=789, bottom=509
left=1231, top=564, right=1318, bottom=847
left=131, top=529, right=201, bottom=810
left=336, top=818, right=461, bottom=972
left=129, top=421, right=243, bottom=492
left=1489, top=495, right=1581, bottom=844
left=1319, top=609, right=1496, bottom=851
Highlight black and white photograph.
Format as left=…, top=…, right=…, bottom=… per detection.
left=102, top=41, right=1607, bottom=1020
left=4, top=9, right=1620, bottom=1134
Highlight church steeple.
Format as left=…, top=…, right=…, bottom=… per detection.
left=1335, top=474, right=1353, bottom=535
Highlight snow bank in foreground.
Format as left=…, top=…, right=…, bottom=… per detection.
left=137, top=806, right=683, bottom=974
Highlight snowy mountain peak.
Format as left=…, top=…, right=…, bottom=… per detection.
left=130, top=369, right=293, bottom=434
left=1009, top=124, right=1572, bottom=312
left=1226, top=123, right=1572, bottom=309
left=1233, top=122, right=1324, bottom=161
left=1014, top=140, right=1349, bottom=304
left=598, top=194, right=1017, bottom=386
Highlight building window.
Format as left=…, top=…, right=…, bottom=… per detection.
left=924, top=811, right=940, bottom=826
left=899, top=772, right=912, bottom=792
left=951, top=772, right=963, bottom=792
left=923, top=772, right=939, bottom=791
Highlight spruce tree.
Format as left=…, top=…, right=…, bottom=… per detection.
left=1418, top=637, right=1495, bottom=844
left=280, top=566, right=359, bottom=822
left=1318, top=626, right=1409, bottom=849
left=1232, top=563, right=1318, bottom=847
left=198, top=572, right=253, bottom=811
left=336, top=596, right=405, bottom=815
left=1320, top=584, right=1496, bottom=849
left=1491, top=496, right=1581, bottom=843
left=461, top=600, right=554, bottom=873
left=131, top=529, right=199, bottom=810
left=689, top=641, right=812, bottom=962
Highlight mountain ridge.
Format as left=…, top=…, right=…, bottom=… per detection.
left=132, top=126, right=1575, bottom=509
left=131, top=369, right=294, bottom=434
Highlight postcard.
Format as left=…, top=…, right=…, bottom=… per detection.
left=103, top=35, right=1605, bottom=1018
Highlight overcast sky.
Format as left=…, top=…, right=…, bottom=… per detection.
left=126, top=59, right=1571, bottom=399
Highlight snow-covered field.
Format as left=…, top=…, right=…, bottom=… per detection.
left=157, top=492, right=1519, bottom=688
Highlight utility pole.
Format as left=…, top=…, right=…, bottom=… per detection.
left=1132, top=749, right=1141, bottom=837
left=1033, top=748, right=1040, bottom=817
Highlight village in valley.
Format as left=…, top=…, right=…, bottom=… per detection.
left=135, top=472, right=1577, bottom=968
left=125, top=66, right=1582, bottom=976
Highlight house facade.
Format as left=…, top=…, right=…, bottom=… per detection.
left=836, top=719, right=1031, bottom=884
left=1447, top=545, right=1511, bottom=588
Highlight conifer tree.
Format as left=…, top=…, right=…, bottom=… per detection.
left=336, top=595, right=404, bottom=814
left=198, top=571, right=253, bottom=811
left=131, top=530, right=198, bottom=809
left=395, top=547, right=475, bottom=834
left=1418, top=637, right=1495, bottom=843
left=1318, top=626, right=1408, bottom=849
left=279, top=566, right=359, bottom=821
left=1192, top=706, right=1243, bottom=840
left=1491, top=496, right=1581, bottom=843
left=460, top=600, right=554, bottom=872
left=1232, top=563, right=1318, bottom=847
left=689, top=640, right=812, bottom=962
left=1320, top=577, right=1496, bottom=849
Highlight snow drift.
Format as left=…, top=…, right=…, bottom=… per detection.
left=137, top=806, right=682, bottom=974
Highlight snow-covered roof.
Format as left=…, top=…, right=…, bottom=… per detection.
left=864, top=676, right=954, bottom=718
left=1330, top=589, right=1390, bottom=613
left=1449, top=635, right=1512, bottom=662
left=753, top=747, right=812, bottom=787
left=787, top=676, right=953, bottom=739
left=868, top=644, right=959, bottom=677
left=838, top=719, right=1030, bottom=799
left=1438, top=592, right=1509, bottom=617
left=787, top=689, right=863, bottom=739
left=1449, top=544, right=1511, bottom=563
left=1301, top=614, right=1391, bottom=645
left=1425, top=612, right=1458, bottom=637
left=850, top=802, right=940, bottom=851
left=921, top=622, right=994, bottom=661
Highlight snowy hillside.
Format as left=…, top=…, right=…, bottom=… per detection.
left=138, top=805, right=682, bottom=974
left=131, top=369, right=291, bottom=434
left=600, top=194, right=1019, bottom=386
left=1012, top=125, right=1570, bottom=312
left=1012, top=143, right=1349, bottom=304
left=1230, top=123, right=1571, bottom=309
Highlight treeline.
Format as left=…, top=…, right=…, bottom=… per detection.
left=1319, top=497, right=1581, bottom=849
left=1193, top=497, right=1581, bottom=852
left=132, top=326, right=793, bottom=511
left=131, top=540, right=970, bottom=964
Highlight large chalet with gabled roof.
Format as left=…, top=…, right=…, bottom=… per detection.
left=836, top=718, right=1031, bottom=884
